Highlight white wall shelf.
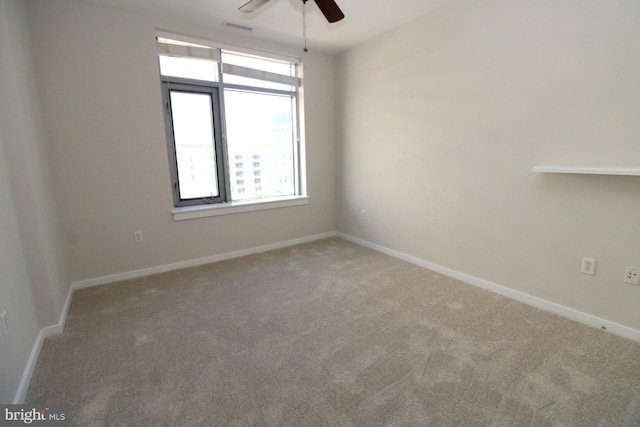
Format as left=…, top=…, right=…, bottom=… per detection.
left=532, top=165, right=640, bottom=176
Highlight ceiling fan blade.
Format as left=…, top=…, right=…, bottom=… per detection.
left=313, top=0, right=344, bottom=23
left=239, top=0, right=272, bottom=13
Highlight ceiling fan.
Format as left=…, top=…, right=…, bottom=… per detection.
left=239, top=0, right=345, bottom=23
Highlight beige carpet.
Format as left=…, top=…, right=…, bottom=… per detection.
left=26, top=237, right=640, bottom=426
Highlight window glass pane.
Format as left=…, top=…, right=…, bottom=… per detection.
left=170, top=91, right=219, bottom=199
left=160, top=56, right=218, bottom=82
left=224, top=89, right=295, bottom=201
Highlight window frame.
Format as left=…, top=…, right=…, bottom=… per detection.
left=222, top=85, right=300, bottom=201
left=157, top=35, right=304, bottom=214
left=160, top=78, right=228, bottom=207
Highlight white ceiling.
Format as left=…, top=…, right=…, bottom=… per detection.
left=78, top=0, right=452, bottom=54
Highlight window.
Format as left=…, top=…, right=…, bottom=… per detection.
left=158, top=35, right=302, bottom=208
left=162, top=83, right=225, bottom=204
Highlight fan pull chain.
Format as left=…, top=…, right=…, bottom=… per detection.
left=302, top=0, right=308, bottom=52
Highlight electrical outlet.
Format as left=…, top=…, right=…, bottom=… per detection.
left=581, top=258, right=596, bottom=275
left=1, top=311, right=8, bottom=339
left=624, top=266, right=640, bottom=285
left=133, top=231, right=144, bottom=243
left=361, top=210, right=366, bottom=221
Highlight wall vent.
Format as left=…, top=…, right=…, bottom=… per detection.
left=222, top=21, right=254, bottom=32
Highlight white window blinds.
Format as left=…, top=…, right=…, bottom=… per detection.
left=157, top=37, right=221, bottom=61
left=221, top=63, right=300, bottom=87
left=157, top=33, right=300, bottom=88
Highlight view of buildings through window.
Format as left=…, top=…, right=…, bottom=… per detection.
left=174, top=93, right=295, bottom=202
left=223, top=90, right=294, bottom=201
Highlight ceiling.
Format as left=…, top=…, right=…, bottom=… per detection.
left=78, top=0, right=452, bottom=55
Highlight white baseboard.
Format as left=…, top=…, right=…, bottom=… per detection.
left=338, top=232, right=640, bottom=343
left=13, top=283, right=74, bottom=403
left=13, top=329, right=44, bottom=404
left=56, top=282, right=75, bottom=335
left=73, top=231, right=337, bottom=290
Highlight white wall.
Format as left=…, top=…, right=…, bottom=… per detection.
left=0, top=126, right=38, bottom=404
left=0, top=0, right=334, bottom=402
left=336, top=1, right=640, bottom=330
left=0, top=0, right=68, bottom=403
left=27, top=0, right=336, bottom=283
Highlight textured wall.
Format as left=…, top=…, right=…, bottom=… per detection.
left=336, top=0, right=640, bottom=330
left=27, top=0, right=337, bottom=282
left=0, top=0, right=54, bottom=403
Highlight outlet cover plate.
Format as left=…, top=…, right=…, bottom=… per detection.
left=581, top=258, right=596, bottom=275
left=624, top=266, right=640, bottom=285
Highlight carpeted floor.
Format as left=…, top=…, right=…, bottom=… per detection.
left=26, top=237, right=640, bottom=426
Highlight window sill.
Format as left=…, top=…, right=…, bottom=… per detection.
left=171, top=195, right=309, bottom=221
